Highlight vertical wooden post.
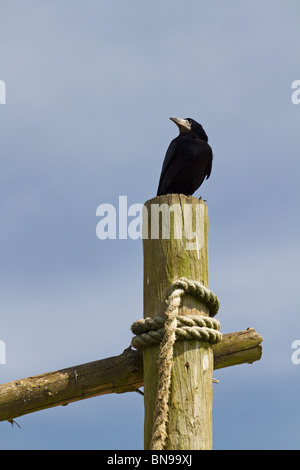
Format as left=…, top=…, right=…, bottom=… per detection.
left=142, top=194, right=215, bottom=450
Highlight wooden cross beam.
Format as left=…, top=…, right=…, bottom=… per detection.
left=0, top=327, right=262, bottom=423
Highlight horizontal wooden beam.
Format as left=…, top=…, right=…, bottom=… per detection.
left=0, top=328, right=262, bottom=422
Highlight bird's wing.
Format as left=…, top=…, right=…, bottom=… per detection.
left=158, top=139, right=178, bottom=185
left=205, top=147, right=213, bottom=180
left=157, top=136, right=185, bottom=195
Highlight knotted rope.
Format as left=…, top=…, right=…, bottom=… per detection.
left=130, top=277, right=221, bottom=450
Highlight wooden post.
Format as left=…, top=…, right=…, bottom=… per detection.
left=142, top=194, right=217, bottom=450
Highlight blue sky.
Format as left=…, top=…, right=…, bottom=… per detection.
left=1, top=1, right=300, bottom=449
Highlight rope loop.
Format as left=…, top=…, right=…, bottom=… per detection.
left=131, top=314, right=221, bottom=349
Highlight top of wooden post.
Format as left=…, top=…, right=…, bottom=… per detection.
left=142, top=194, right=209, bottom=320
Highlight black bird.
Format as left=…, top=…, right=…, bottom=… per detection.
left=157, top=117, right=213, bottom=197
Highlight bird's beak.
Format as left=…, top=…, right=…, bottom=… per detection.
left=169, top=117, right=191, bottom=132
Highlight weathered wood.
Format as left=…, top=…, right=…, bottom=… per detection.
left=213, top=328, right=263, bottom=369
left=142, top=194, right=214, bottom=450
left=0, top=328, right=262, bottom=423
left=0, top=347, right=142, bottom=422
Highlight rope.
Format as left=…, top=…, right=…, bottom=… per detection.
left=131, top=315, right=221, bottom=349
left=130, top=277, right=221, bottom=451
